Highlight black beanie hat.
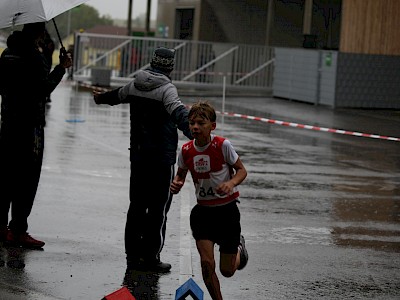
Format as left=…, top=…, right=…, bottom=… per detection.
left=150, top=47, right=175, bottom=73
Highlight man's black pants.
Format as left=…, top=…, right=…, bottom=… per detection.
left=0, top=125, right=44, bottom=233
left=125, top=159, right=174, bottom=263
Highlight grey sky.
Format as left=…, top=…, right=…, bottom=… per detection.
left=87, top=0, right=158, bottom=19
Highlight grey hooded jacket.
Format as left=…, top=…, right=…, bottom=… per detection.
left=96, top=69, right=192, bottom=165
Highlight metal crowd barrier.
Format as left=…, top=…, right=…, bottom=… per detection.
left=72, top=33, right=274, bottom=95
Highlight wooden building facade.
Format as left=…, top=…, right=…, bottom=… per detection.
left=156, top=0, right=400, bottom=108
left=336, top=0, right=400, bottom=108
left=340, top=0, right=400, bottom=56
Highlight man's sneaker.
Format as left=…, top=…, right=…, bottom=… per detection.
left=142, top=259, right=172, bottom=273
left=238, top=235, right=248, bottom=270
left=7, top=231, right=45, bottom=249
left=127, top=258, right=171, bottom=273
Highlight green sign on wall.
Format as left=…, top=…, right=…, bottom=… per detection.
left=325, top=53, right=332, bottom=66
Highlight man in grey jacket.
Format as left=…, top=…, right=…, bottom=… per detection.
left=93, top=47, right=192, bottom=272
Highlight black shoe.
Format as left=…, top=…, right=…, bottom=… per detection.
left=238, top=235, right=248, bottom=270
left=127, top=258, right=171, bottom=273
left=142, top=259, right=171, bottom=273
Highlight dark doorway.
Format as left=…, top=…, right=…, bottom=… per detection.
left=175, top=8, right=194, bottom=40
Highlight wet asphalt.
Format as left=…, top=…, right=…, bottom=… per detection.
left=0, top=79, right=399, bottom=299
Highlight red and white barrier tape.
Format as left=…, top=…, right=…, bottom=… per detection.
left=78, top=82, right=400, bottom=142
left=217, top=110, right=400, bottom=142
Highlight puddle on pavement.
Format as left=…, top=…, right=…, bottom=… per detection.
left=123, top=269, right=160, bottom=299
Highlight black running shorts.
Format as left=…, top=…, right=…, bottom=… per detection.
left=190, top=200, right=241, bottom=254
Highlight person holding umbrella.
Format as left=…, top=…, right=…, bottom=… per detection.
left=0, top=22, right=72, bottom=249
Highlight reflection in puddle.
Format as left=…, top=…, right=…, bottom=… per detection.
left=332, top=172, right=400, bottom=252
left=332, top=226, right=400, bottom=252
left=332, top=197, right=399, bottom=223
left=123, top=269, right=160, bottom=299
left=268, top=226, right=331, bottom=246
left=300, top=277, right=400, bottom=299
left=0, top=246, right=26, bottom=269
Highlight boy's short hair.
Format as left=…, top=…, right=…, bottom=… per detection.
left=189, top=101, right=217, bottom=122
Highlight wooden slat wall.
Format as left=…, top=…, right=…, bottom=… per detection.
left=340, top=0, right=400, bottom=55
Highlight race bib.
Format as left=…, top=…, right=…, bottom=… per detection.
left=193, top=155, right=210, bottom=173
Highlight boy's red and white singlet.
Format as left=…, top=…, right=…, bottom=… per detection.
left=178, top=135, right=239, bottom=206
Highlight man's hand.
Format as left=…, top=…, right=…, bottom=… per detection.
left=59, top=48, right=72, bottom=69
left=93, top=90, right=103, bottom=104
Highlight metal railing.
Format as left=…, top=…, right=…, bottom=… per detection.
left=72, top=33, right=274, bottom=94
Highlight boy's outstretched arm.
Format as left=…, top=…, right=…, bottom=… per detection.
left=170, top=167, right=188, bottom=194
left=216, top=157, right=247, bottom=195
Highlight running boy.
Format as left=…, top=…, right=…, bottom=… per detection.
left=170, top=101, right=248, bottom=300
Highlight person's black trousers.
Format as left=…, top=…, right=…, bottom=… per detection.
left=125, top=159, right=174, bottom=263
left=0, top=125, right=44, bottom=233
